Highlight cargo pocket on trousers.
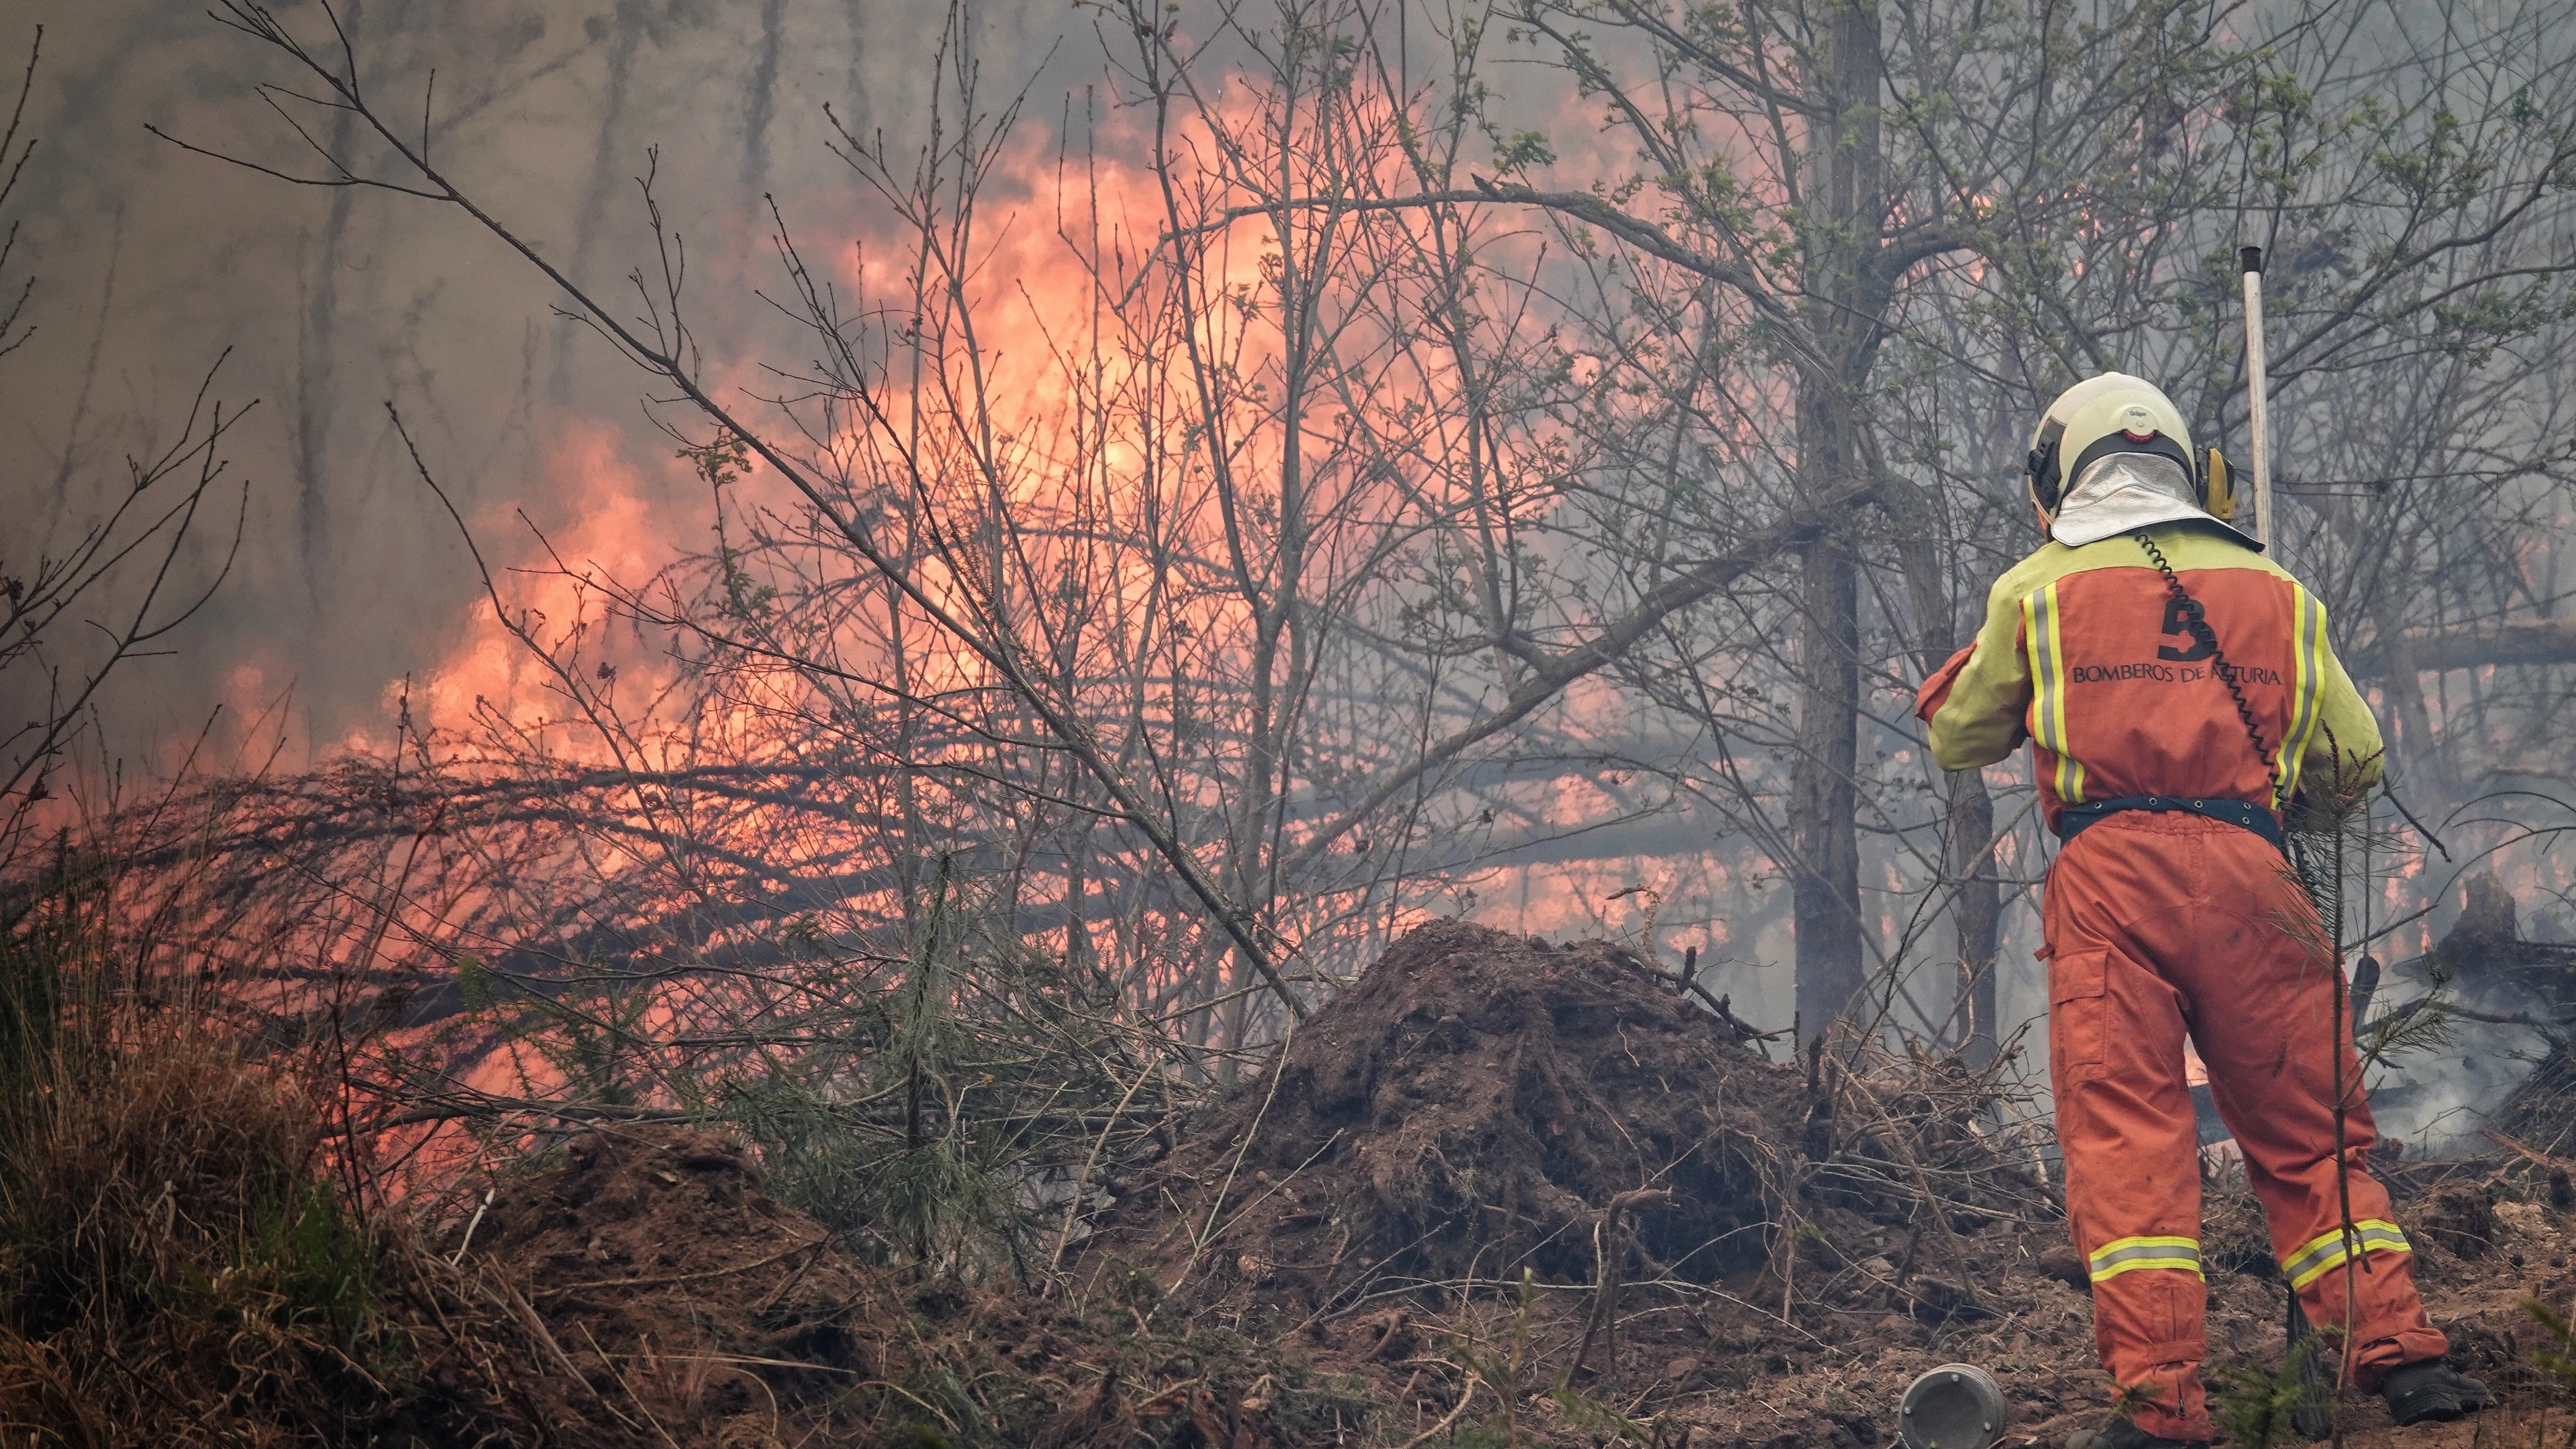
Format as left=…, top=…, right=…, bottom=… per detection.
left=2047, top=951, right=2110, bottom=1087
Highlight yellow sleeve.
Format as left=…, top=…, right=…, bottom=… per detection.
left=2300, top=604, right=2384, bottom=795
left=1922, top=568, right=2033, bottom=772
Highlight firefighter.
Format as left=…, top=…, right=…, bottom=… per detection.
left=1915, top=374, right=2493, bottom=1447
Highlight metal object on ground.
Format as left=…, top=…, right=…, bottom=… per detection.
left=1896, top=1362, right=2008, bottom=1449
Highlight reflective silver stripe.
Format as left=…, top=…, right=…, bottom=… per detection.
left=2282, top=1221, right=2411, bottom=1289
left=2087, top=1236, right=2203, bottom=1282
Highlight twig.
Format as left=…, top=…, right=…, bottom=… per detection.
left=1571, top=1188, right=1672, bottom=1381
left=536, top=1236, right=826, bottom=1297
left=1611, top=947, right=1788, bottom=1044
left=1171, top=1007, right=1299, bottom=1297
left=1393, top=1379, right=1478, bottom=1449
left=579, top=1322, right=684, bottom=1449
left=1049, top=1055, right=1159, bottom=1277
left=495, top=1279, right=600, bottom=1401
left=449, top=1186, right=494, bottom=1266
left=2380, top=780, right=2451, bottom=861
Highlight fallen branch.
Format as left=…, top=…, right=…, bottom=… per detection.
left=2367, top=996, right=2576, bottom=1033
left=1605, top=946, right=1790, bottom=1047
left=2482, top=1128, right=2576, bottom=1173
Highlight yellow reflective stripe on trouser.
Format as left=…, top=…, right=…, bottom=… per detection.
left=2280, top=1220, right=2411, bottom=1290
left=2022, top=582, right=2086, bottom=804
left=2088, top=1235, right=2204, bottom=1283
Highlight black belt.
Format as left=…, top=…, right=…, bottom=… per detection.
left=2054, top=795, right=2285, bottom=853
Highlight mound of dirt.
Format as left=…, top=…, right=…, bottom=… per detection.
left=1062, top=921, right=2576, bottom=1449
left=1093, top=921, right=1809, bottom=1311
left=454, top=1126, right=897, bottom=1444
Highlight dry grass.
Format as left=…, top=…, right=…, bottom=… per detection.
left=0, top=1039, right=400, bottom=1447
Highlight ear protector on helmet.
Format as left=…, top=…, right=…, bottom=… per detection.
left=2202, top=445, right=2236, bottom=521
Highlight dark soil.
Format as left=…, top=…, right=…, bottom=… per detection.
left=453, top=1126, right=899, bottom=1444
left=1089, top=922, right=1809, bottom=1317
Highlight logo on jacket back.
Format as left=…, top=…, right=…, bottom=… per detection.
left=2156, top=596, right=2216, bottom=662
left=2065, top=596, right=2288, bottom=686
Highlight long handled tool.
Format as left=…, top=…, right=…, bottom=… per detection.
left=2239, top=246, right=2272, bottom=546
left=2244, top=246, right=2334, bottom=1437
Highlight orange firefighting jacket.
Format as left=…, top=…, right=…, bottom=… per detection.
left=1914, top=521, right=2382, bottom=831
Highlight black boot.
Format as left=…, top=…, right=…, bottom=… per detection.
left=2379, top=1360, right=2493, bottom=1425
left=2065, top=1419, right=2210, bottom=1449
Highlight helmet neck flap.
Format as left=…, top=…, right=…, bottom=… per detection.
left=2025, top=372, right=2259, bottom=551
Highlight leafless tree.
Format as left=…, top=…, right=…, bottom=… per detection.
left=64, top=0, right=2570, bottom=1236
left=0, top=26, right=252, bottom=878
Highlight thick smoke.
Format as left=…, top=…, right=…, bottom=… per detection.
left=0, top=0, right=1089, bottom=765
left=2366, top=875, right=2576, bottom=1154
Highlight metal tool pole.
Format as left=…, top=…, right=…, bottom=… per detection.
left=2239, top=245, right=2271, bottom=547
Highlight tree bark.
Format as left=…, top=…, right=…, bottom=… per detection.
left=1789, top=0, right=1885, bottom=1042
left=1885, top=467, right=2003, bottom=1067
left=1948, top=773, right=2000, bottom=1064
left=1791, top=521, right=1865, bottom=1039
left=2367, top=592, right=2447, bottom=797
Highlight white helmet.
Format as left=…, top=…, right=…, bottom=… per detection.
left=2024, top=373, right=2252, bottom=548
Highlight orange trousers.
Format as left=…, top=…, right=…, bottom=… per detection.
left=2044, top=812, right=2446, bottom=1441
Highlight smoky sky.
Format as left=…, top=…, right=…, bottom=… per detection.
left=0, top=0, right=1110, bottom=771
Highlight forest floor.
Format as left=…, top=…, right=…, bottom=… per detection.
left=8, top=921, right=2570, bottom=1447
left=436, top=921, right=2575, bottom=1448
